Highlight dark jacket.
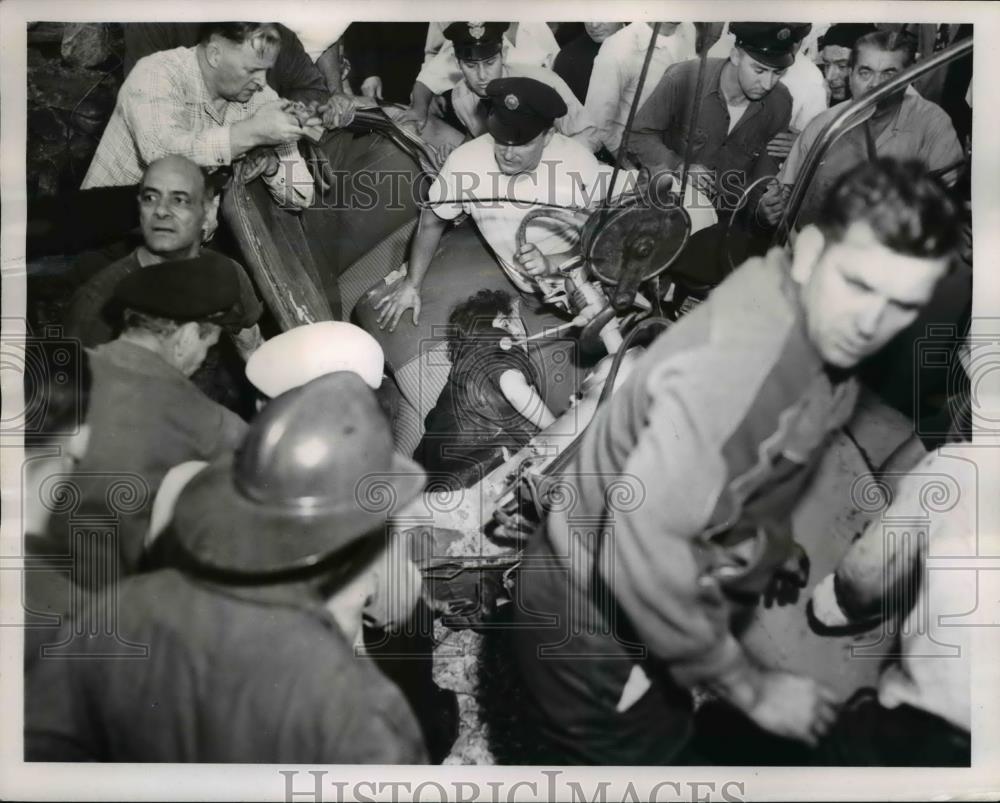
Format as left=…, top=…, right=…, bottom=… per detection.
left=629, top=57, right=792, bottom=210
left=42, top=340, right=247, bottom=577
left=24, top=568, right=428, bottom=763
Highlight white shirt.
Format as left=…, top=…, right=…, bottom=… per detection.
left=281, top=21, right=349, bottom=62
left=781, top=50, right=828, bottom=131
left=416, top=23, right=559, bottom=95
left=584, top=22, right=697, bottom=154
left=708, top=24, right=827, bottom=131
left=726, top=102, right=748, bottom=134
left=451, top=62, right=601, bottom=152
left=427, top=132, right=619, bottom=292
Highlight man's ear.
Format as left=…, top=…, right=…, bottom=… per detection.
left=790, top=224, right=826, bottom=284
left=172, top=321, right=201, bottom=358
left=543, top=128, right=555, bottom=147
left=729, top=46, right=741, bottom=68
left=204, top=37, right=222, bottom=68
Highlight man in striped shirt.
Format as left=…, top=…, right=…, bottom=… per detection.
left=83, top=22, right=316, bottom=210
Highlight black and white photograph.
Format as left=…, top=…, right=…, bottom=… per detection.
left=1, top=1, right=998, bottom=800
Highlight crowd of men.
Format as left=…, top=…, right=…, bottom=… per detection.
left=18, top=19, right=974, bottom=768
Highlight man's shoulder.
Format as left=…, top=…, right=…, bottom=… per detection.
left=507, top=62, right=565, bottom=89
left=125, top=46, right=195, bottom=87
left=598, top=22, right=638, bottom=54
left=904, top=89, right=955, bottom=127
left=446, top=135, right=495, bottom=168
left=765, top=81, right=794, bottom=113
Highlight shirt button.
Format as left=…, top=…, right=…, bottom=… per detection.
left=217, top=157, right=224, bottom=164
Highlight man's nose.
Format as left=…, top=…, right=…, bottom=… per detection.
left=762, top=72, right=778, bottom=91
left=856, top=298, right=887, bottom=337
left=154, top=198, right=172, bottom=217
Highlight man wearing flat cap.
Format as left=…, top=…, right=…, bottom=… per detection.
left=435, top=21, right=600, bottom=152
left=630, top=22, right=803, bottom=210
left=26, top=372, right=429, bottom=763
left=376, top=75, right=628, bottom=330
left=44, top=253, right=259, bottom=578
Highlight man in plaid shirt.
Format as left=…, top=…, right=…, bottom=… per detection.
left=84, top=22, right=317, bottom=210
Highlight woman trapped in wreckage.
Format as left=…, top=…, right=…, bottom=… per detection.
left=413, top=290, right=555, bottom=489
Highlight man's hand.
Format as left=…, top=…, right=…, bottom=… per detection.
left=515, top=242, right=556, bottom=278
left=241, top=147, right=281, bottom=182
left=397, top=104, right=430, bottom=132
left=427, top=141, right=457, bottom=172
left=766, top=129, right=799, bottom=160
left=764, top=541, right=811, bottom=608
left=374, top=278, right=422, bottom=332
left=318, top=93, right=362, bottom=129
left=361, top=75, right=384, bottom=101
left=685, top=163, right=716, bottom=199
left=757, top=181, right=788, bottom=227
left=744, top=669, right=840, bottom=746
left=247, top=100, right=304, bottom=146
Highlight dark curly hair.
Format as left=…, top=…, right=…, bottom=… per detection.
left=446, top=289, right=516, bottom=364
left=816, top=158, right=960, bottom=259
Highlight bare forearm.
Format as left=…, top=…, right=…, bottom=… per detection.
left=407, top=209, right=449, bottom=288
left=410, top=81, right=435, bottom=114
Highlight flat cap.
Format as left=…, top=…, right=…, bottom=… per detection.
left=485, top=77, right=567, bottom=146
left=731, top=22, right=812, bottom=69
left=444, top=21, right=507, bottom=62
left=114, top=251, right=247, bottom=329
left=818, top=23, right=879, bottom=51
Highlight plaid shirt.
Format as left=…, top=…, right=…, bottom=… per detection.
left=83, top=47, right=314, bottom=209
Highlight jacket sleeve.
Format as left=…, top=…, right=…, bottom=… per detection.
left=594, top=348, right=756, bottom=685
left=272, top=25, right=329, bottom=105
left=626, top=68, right=684, bottom=172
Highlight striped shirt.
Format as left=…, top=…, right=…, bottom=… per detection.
left=83, top=47, right=313, bottom=209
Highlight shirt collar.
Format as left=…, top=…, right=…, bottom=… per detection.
left=184, top=46, right=226, bottom=124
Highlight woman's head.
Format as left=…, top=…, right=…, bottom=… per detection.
left=447, top=289, right=526, bottom=362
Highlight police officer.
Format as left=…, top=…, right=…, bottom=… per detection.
left=630, top=22, right=808, bottom=209
left=438, top=21, right=599, bottom=151
left=376, top=76, right=620, bottom=331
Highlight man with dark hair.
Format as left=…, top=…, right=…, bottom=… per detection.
left=25, top=372, right=429, bottom=763
left=759, top=29, right=964, bottom=230
left=83, top=22, right=315, bottom=209
left=422, top=22, right=599, bottom=150
left=47, top=255, right=259, bottom=577
left=506, top=159, right=960, bottom=765
left=628, top=23, right=805, bottom=209
left=66, top=155, right=262, bottom=355
left=816, top=23, right=879, bottom=102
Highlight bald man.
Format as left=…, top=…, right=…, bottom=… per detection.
left=66, top=155, right=263, bottom=357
